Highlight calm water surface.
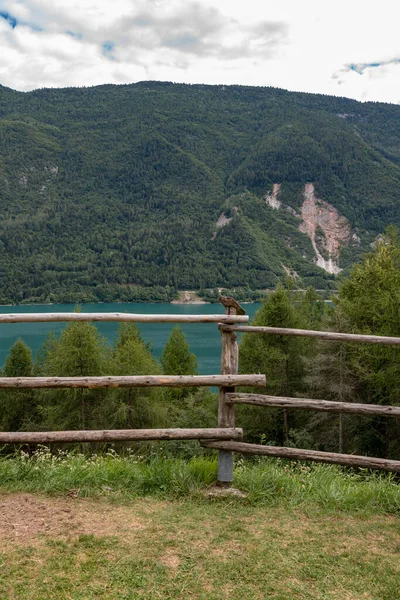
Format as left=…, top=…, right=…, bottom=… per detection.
left=0, top=303, right=261, bottom=374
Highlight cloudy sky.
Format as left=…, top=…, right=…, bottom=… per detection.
left=0, top=0, right=399, bottom=104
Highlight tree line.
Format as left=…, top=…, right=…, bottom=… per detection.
left=239, top=227, right=400, bottom=459
left=0, top=228, right=399, bottom=460
left=0, top=322, right=216, bottom=451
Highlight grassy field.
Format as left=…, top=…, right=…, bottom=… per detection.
left=0, top=450, right=399, bottom=599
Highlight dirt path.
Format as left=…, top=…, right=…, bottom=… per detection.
left=0, top=492, right=399, bottom=599
left=0, top=492, right=146, bottom=546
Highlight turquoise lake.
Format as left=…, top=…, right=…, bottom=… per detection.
left=0, top=303, right=260, bottom=374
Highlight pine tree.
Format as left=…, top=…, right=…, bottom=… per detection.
left=298, top=286, right=326, bottom=330
left=160, top=326, right=198, bottom=404
left=4, top=339, right=33, bottom=377
left=160, top=326, right=198, bottom=376
left=239, top=285, right=306, bottom=444
left=333, top=228, right=400, bottom=457
left=304, top=309, right=358, bottom=453
left=37, top=322, right=109, bottom=430
left=0, top=339, right=35, bottom=431
left=160, top=326, right=216, bottom=450
left=102, top=323, right=167, bottom=429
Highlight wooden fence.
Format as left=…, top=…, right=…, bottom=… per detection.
left=1, top=299, right=400, bottom=482
left=203, top=320, right=400, bottom=478
left=0, top=305, right=263, bottom=484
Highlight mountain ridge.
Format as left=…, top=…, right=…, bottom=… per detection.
left=0, top=81, right=399, bottom=303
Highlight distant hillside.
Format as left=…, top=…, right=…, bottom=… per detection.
left=0, top=81, right=399, bottom=303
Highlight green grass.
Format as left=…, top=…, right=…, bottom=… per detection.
left=0, top=449, right=399, bottom=599
left=0, top=447, right=399, bottom=514
left=0, top=495, right=399, bottom=599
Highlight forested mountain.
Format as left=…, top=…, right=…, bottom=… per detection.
left=0, top=81, right=399, bottom=303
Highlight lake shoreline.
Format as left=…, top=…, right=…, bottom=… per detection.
left=0, top=302, right=261, bottom=372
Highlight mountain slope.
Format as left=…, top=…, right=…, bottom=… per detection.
left=0, top=81, right=399, bottom=302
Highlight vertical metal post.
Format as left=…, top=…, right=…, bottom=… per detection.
left=217, top=307, right=238, bottom=485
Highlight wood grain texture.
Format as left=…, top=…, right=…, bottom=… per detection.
left=0, top=374, right=266, bottom=389
left=227, top=393, right=400, bottom=416
left=220, top=325, right=400, bottom=345
left=0, top=313, right=249, bottom=324
left=218, top=330, right=238, bottom=428
left=0, top=427, right=243, bottom=444
left=201, top=441, right=400, bottom=472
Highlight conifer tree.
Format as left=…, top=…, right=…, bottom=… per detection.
left=160, top=326, right=216, bottom=448
left=298, top=286, right=326, bottom=330
left=160, top=326, right=198, bottom=405
left=160, top=326, right=198, bottom=376
left=103, top=323, right=166, bottom=429
left=333, top=228, right=400, bottom=457
left=239, top=285, right=306, bottom=444
left=37, top=322, right=109, bottom=430
left=4, top=339, right=33, bottom=377
left=0, top=339, right=35, bottom=431
left=304, top=309, right=358, bottom=453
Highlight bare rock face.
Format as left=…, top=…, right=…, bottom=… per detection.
left=265, top=183, right=281, bottom=209
left=216, top=212, right=233, bottom=228
left=299, top=183, right=351, bottom=274
left=212, top=207, right=238, bottom=240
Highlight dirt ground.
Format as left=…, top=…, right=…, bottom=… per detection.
left=0, top=492, right=399, bottom=600
left=0, top=492, right=145, bottom=546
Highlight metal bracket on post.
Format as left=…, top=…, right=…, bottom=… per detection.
left=217, top=296, right=244, bottom=486
left=217, top=449, right=234, bottom=484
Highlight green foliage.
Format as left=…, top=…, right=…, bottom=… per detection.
left=1, top=449, right=400, bottom=515
left=240, top=285, right=302, bottom=394
left=337, top=228, right=400, bottom=337
left=104, top=323, right=167, bottom=430
left=160, top=326, right=198, bottom=376
left=239, top=285, right=307, bottom=443
left=37, top=321, right=109, bottom=430
left=0, top=320, right=208, bottom=443
left=303, top=309, right=359, bottom=454
left=0, top=222, right=399, bottom=463
left=297, top=286, right=326, bottom=330
left=0, top=339, right=35, bottom=431
left=333, top=229, right=400, bottom=457
left=0, top=82, right=399, bottom=302
left=160, top=325, right=200, bottom=418
left=3, top=338, right=33, bottom=377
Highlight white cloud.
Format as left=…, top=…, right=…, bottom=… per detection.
left=0, top=0, right=398, bottom=104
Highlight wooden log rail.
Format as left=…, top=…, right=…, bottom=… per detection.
left=0, top=427, right=243, bottom=444
left=0, top=374, right=266, bottom=389
left=227, top=393, right=400, bottom=417
left=2, top=300, right=398, bottom=476
left=201, top=441, right=400, bottom=473
left=0, top=313, right=249, bottom=324
left=220, top=325, right=400, bottom=345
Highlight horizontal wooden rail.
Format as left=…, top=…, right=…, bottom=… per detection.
left=0, top=427, right=243, bottom=444
left=0, top=374, right=266, bottom=389
left=0, top=312, right=248, bottom=324
left=220, top=325, right=400, bottom=345
left=227, top=393, right=400, bottom=417
left=201, top=441, right=400, bottom=473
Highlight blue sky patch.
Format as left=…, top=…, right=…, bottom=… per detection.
left=0, top=11, right=17, bottom=28
left=350, top=62, right=381, bottom=75
left=102, top=40, right=115, bottom=57
left=349, top=59, right=400, bottom=76
left=0, top=10, right=43, bottom=32
left=66, top=30, right=83, bottom=40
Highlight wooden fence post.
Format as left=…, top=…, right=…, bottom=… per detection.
left=217, top=298, right=242, bottom=485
